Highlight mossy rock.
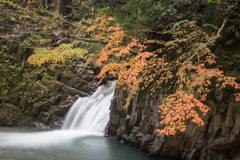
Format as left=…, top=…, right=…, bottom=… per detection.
left=32, top=100, right=51, bottom=115
left=13, top=116, right=36, bottom=126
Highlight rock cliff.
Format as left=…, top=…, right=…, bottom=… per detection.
left=107, top=87, right=240, bottom=160
left=0, top=59, right=99, bottom=129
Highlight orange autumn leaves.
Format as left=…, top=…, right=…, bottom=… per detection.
left=156, top=91, right=210, bottom=135
left=86, top=13, right=240, bottom=135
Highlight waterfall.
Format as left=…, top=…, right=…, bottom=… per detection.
left=62, top=80, right=116, bottom=132
left=0, top=81, right=116, bottom=149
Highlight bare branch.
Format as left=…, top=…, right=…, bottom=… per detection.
left=217, top=17, right=229, bottom=37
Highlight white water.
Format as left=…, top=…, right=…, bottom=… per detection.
left=0, top=81, right=116, bottom=149
left=62, top=80, right=116, bottom=132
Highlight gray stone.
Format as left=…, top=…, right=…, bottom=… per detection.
left=38, top=111, right=51, bottom=123
left=117, top=125, right=126, bottom=140
left=129, top=133, right=139, bottom=146
left=140, top=110, right=151, bottom=133
left=132, top=126, right=140, bottom=135
left=125, top=114, right=131, bottom=124
left=220, top=102, right=228, bottom=113
left=136, top=132, right=144, bottom=139
left=54, top=104, right=71, bottom=117
left=225, top=102, right=234, bottom=127
left=141, top=134, right=152, bottom=151
left=149, top=133, right=165, bottom=156
left=215, top=89, right=223, bottom=102
left=212, top=136, right=228, bottom=150
left=229, top=114, right=240, bottom=144
left=110, top=113, right=120, bottom=126
left=213, top=115, right=221, bottom=136
left=122, top=134, right=129, bottom=142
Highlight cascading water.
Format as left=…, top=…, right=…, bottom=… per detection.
left=62, top=80, right=116, bottom=132
left=0, top=81, right=116, bottom=149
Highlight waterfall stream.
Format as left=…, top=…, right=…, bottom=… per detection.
left=62, top=80, right=116, bottom=132
left=0, top=81, right=116, bottom=149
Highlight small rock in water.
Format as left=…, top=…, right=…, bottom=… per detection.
left=104, top=133, right=109, bottom=137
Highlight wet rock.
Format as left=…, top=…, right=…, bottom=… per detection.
left=108, top=124, right=119, bottom=135
left=35, top=122, right=50, bottom=129
left=117, top=125, right=126, bottom=140
left=149, top=134, right=166, bottom=156
left=141, top=134, right=152, bottom=151
left=148, top=142, right=154, bottom=153
left=54, top=104, right=71, bottom=117
left=49, top=114, right=63, bottom=128
left=122, top=134, right=129, bottom=142
left=129, top=133, right=139, bottom=146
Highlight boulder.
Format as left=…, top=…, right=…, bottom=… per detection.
left=38, top=111, right=51, bottom=123
left=54, top=104, right=71, bottom=117
left=132, top=126, right=140, bottom=135
left=129, top=133, right=139, bottom=146
left=149, top=133, right=166, bottom=157
left=122, top=134, right=129, bottom=142
left=141, top=134, right=152, bottom=151
left=117, top=125, right=126, bottom=140
left=136, top=132, right=144, bottom=139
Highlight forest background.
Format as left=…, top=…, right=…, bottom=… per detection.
left=1, top=0, right=240, bottom=135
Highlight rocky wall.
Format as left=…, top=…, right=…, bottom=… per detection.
left=0, top=59, right=100, bottom=129
left=107, top=87, right=240, bottom=160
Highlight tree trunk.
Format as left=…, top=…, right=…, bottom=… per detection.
left=54, top=0, right=72, bottom=15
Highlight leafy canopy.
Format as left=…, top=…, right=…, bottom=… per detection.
left=86, top=0, right=240, bottom=135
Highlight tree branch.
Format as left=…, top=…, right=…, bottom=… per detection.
left=217, top=17, right=229, bottom=37
left=207, top=17, right=229, bottom=45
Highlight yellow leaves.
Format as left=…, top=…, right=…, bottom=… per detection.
left=28, top=44, right=87, bottom=66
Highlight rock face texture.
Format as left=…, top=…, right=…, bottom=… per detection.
left=0, top=59, right=99, bottom=128
left=107, top=88, right=240, bottom=160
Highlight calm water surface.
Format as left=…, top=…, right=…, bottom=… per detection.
left=0, top=127, right=172, bottom=160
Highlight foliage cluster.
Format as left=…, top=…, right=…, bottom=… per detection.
left=85, top=0, right=240, bottom=135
